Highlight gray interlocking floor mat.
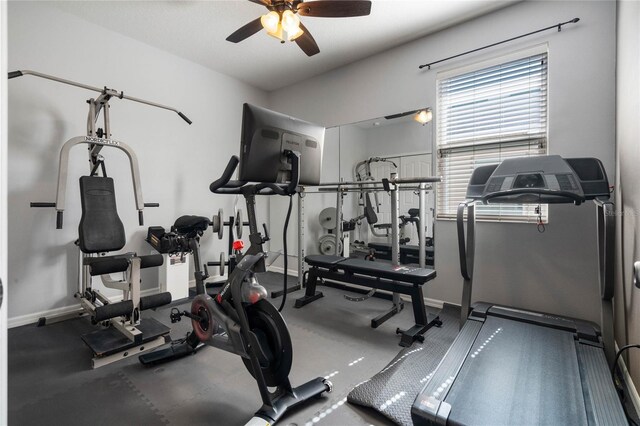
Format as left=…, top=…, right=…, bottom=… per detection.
left=348, top=304, right=460, bottom=426
left=13, top=371, right=168, bottom=426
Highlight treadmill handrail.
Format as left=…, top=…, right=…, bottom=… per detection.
left=595, top=200, right=615, bottom=301
left=457, top=201, right=475, bottom=281
left=457, top=200, right=476, bottom=326
left=480, top=188, right=584, bottom=205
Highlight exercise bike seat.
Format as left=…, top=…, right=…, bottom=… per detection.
left=172, top=215, right=210, bottom=237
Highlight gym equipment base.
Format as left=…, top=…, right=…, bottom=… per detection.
left=81, top=318, right=170, bottom=368
left=250, top=377, right=332, bottom=424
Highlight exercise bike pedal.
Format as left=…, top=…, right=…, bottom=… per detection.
left=170, top=307, right=185, bottom=323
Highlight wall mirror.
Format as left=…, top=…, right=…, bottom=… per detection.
left=332, top=108, right=435, bottom=265
left=269, top=107, right=436, bottom=271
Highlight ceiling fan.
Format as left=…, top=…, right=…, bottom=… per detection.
left=226, top=0, right=372, bottom=57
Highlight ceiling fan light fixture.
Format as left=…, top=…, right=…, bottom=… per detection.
left=281, top=10, right=301, bottom=32
left=260, top=11, right=280, bottom=33
left=414, top=109, right=433, bottom=125
left=267, top=23, right=285, bottom=42
left=287, top=26, right=304, bottom=41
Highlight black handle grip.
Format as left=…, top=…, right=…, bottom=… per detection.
left=177, top=112, right=192, bottom=125
left=30, top=202, right=56, bottom=207
left=286, top=150, right=300, bottom=194
left=8, top=70, right=23, bottom=79
left=210, top=156, right=239, bottom=193
left=56, top=211, right=63, bottom=230
left=144, top=203, right=160, bottom=208
left=262, top=223, right=270, bottom=240
left=139, top=211, right=144, bottom=226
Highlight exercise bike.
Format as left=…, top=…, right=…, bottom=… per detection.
left=139, top=153, right=331, bottom=425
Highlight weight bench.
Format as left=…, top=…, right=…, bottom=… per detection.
left=368, top=242, right=434, bottom=266
left=294, top=255, right=442, bottom=346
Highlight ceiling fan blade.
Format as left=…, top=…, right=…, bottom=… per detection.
left=297, top=1, right=371, bottom=18
left=295, top=22, right=320, bottom=56
left=247, top=0, right=271, bottom=6
left=226, top=18, right=263, bottom=43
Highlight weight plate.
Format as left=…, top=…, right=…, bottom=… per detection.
left=319, top=234, right=342, bottom=255
left=217, top=209, right=224, bottom=239
left=319, top=207, right=338, bottom=230
left=235, top=209, right=243, bottom=239
left=211, top=213, right=220, bottom=234
left=219, top=251, right=226, bottom=276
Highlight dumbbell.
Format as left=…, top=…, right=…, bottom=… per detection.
left=207, top=252, right=230, bottom=276
left=206, top=242, right=243, bottom=276
left=210, top=208, right=250, bottom=240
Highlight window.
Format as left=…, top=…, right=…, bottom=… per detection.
left=436, top=49, right=548, bottom=221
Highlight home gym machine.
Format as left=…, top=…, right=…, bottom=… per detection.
left=412, top=155, right=626, bottom=425
left=295, top=177, right=442, bottom=346
left=10, top=69, right=191, bottom=368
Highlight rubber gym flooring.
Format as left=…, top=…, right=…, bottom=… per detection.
left=8, top=272, right=449, bottom=426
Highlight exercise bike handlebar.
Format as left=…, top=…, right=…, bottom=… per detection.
left=8, top=69, right=192, bottom=125
left=210, top=152, right=300, bottom=196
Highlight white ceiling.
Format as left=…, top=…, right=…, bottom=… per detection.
left=51, top=0, right=519, bottom=91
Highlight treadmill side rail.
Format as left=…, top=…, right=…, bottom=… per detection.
left=578, top=344, right=627, bottom=425
left=411, top=320, right=483, bottom=425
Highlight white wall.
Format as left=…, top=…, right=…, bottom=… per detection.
left=1, top=0, right=8, bottom=422
left=615, top=0, right=640, bottom=385
left=7, top=2, right=268, bottom=324
left=269, top=0, right=617, bottom=325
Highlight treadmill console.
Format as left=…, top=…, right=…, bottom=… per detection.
left=465, top=155, right=609, bottom=205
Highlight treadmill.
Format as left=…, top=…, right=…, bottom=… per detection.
left=411, top=156, right=626, bottom=425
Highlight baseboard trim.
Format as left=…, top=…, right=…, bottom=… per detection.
left=8, top=288, right=159, bottom=328
left=267, top=265, right=299, bottom=277
left=616, top=342, right=640, bottom=418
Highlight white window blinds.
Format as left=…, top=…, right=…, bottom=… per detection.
left=436, top=52, right=548, bottom=221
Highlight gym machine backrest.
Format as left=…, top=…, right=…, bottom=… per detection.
left=79, top=176, right=126, bottom=253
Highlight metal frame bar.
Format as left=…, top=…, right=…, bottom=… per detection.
left=55, top=136, right=145, bottom=218
left=9, top=69, right=191, bottom=124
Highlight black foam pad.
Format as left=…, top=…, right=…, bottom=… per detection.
left=78, top=176, right=126, bottom=253
left=364, top=194, right=378, bottom=225
left=172, top=215, right=209, bottom=236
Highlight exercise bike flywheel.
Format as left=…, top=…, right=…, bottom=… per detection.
left=242, top=299, right=294, bottom=388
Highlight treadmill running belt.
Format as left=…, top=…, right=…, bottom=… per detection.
left=347, top=305, right=459, bottom=425
left=444, top=316, right=588, bottom=425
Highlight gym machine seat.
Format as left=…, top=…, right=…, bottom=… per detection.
left=77, top=176, right=172, bottom=368
left=296, top=254, right=441, bottom=346
left=411, top=156, right=625, bottom=425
